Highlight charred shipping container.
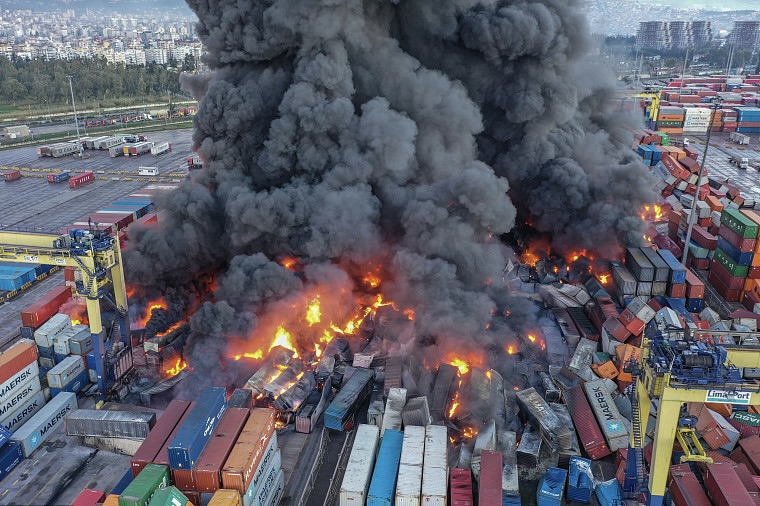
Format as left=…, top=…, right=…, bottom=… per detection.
left=429, top=363, right=457, bottom=423
left=516, top=424, right=542, bottom=467
left=295, top=386, right=333, bottom=434
left=64, top=409, right=156, bottom=439
left=324, top=368, right=374, bottom=431
left=550, top=403, right=581, bottom=469
left=566, top=307, right=600, bottom=342
left=515, top=388, right=573, bottom=451
left=552, top=308, right=581, bottom=346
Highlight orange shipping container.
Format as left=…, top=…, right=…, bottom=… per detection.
left=0, top=340, right=38, bottom=385
left=102, top=495, right=119, bottom=506
left=591, top=361, right=619, bottom=380
left=221, top=408, right=275, bottom=494
left=706, top=195, right=724, bottom=213
left=208, top=489, right=243, bottom=506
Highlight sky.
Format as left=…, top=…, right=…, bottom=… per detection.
left=636, top=0, right=760, bottom=10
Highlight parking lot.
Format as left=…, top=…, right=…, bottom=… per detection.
left=0, top=129, right=195, bottom=231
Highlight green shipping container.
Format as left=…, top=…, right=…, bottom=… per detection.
left=148, top=486, right=188, bottom=506
left=731, top=411, right=760, bottom=427
left=721, top=208, right=759, bottom=239
left=714, top=248, right=750, bottom=278
left=656, top=132, right=670, bottom=146
left=119, top=464, right=170, bottom=506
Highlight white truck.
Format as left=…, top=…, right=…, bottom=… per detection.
left=728, top=156, right=750, bottom=169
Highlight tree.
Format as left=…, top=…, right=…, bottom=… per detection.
left=2, top=77, right=27, bottom=104
left=182, top=53, right=196, bottom=72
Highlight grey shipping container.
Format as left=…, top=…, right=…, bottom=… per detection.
left=515, top=388, right=573, bottom=451
left=65, top=409, right=156, bottom=438
left=516, top=424, right=542, bottom=467
left=640, top=247, right=670, bottom=283
left=552, top=309, right=581, bottom=346
left=625, top=248, right=655, bottom=282
left=229, top=388, right=253, bottom=409
left=610, top=262, right=636, bottom=295
left=582, top=380, right=629, bottom=451
left=47, top=355, right=85, bottom=389
left=11, top=392, right=77, bottom=456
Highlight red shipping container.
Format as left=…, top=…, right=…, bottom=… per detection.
left=172, top=469, right=194, bottom=491
left=732, top=462, right=759, bottom=492
left=479, top=450, right=502, bottom=506
left=749, top=265, right=760, bottom=278
left=689, top=258, right=711, bottom=270
left=710, top=261, right=745, bottom=290
left=708, top=270, right=742, bottom=302
left=696, top=408, right=731, bottom=450
left=604, top=317, right=630, bottom=343
left=69, top=172, right=95, bottom=189
left=181, top=490, right=201, bottom=505
left=153, top=402, right=196, bottom=468
left=743, top=292, right=760, bottom=312
left=3, top=170, right=21, bottom=181
left=729, top=447, right=754, bottom=469
left=624, top=317, right=645, bottom=336
left=668, top=283, right=687, bottom=298
left=20, top=285, right=73, bottom=328
left=697, top=217, right=712, bottom=228
left=71, top=489, right=106, bottom=506
left=704, top=463, right=755, bottom=506
left=193, top=408, right=250, bottom=492
left=719, top=225, right=757, bottom=252
left=131, top=400, right=192, bottom=477
left=618, top=308, right=636, bottom=325
left=670, top=472, right=712, bottom=506
left=691, top=225, right=718, bottom=250
left=740, top=436, right=760, bottom=474
left=450, top=468, right=474, bottom=506
left=0, top=340, right=38, bottom=385
left=685, top=270, right=705, bottom=298
left=562, top=385, right=611, bottom=460
left=64, top=267, right=77, bottom=282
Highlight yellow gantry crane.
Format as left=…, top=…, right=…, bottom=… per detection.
left=627, top=329, right=760, bottom=506
left=0, top=229, right=130, bottom=399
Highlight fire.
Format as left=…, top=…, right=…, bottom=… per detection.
left=71, top=318, right=82, bottom=326
left=449, top=358, right=469, bottom=375
left=527, top=334, right=536, bottom=343
left=569, top=250, right=588, bottom=263
left=599, top=274, right=610, bottom=285
left=280, top=257, right=298, bottom=271
left=522, top=251, right=540, bottom=267
left=234, top=350, right=264, bottom=361
left=136, top=299, right=168, bottom=327
left=448, top=391, right=460, bottom=418
left=269, top=325, right=298, bottom=358
left=362, top=272, right=381, bottom=289
left=315, top=342, right=322, bottom=358
left=513, top=386, right=519, bottom=391
left=507, top=345, right=516, bottom=355
left=640, top=204, right=665, bottom=222
left=306, top=298, right=321, bottom=326
left=155, top=321, right=183, bottom=337
left=403, top=309, right=415, bottom=320
left=527, top=333, right=546, bottom=351
left=165, top=358, right=188, bottom=376
left=462, top=427, right=478, bottom=439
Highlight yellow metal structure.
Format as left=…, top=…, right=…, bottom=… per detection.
left=0, top=230, right=129, bottom=398
left=633, top=334, right=760, bottom=505
left=621, top=91, right=661, bottom=124
left=675, top=427, right=711, bottom=464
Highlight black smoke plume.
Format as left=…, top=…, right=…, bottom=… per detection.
left=124, top=0, right=654, bottom=386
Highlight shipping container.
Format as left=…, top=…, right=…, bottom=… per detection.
left=20, top=286, right=72, bottom=328
left=449, top=468, right=473, bottom=506
left=565, top=307, right=600, bottom=342
left=168, top=387, right=227, bottom=470
left=582, top=380, right=629, bottom=451
left=112, top=467, right=135, bottom=495
left=669, top=468, right=711, bottom=506
left=625, top=248, right=655, bottom=282
left=72, top=488, right=106, bottom=506
left=229, top=389, right=253, bottom=409
left=208, top=490, right=242, bottom=506
left=154, top=402, right=197, bottom=469
left=551, top=308, right=582, bottom=346
left=221, top=408, right=276, bottom=494
left=366, top=429, right=403, bottom=506
left=131, top=400, right=192, bottom=477
left=0, top=356, right=38, bottom=406
left=704, top=462, right=754, bottom=506
left=119, top=463, right=170, bottom=506
left=396, top=425, right=425, bottom=506
left=11, top=391, right=76, bottom=456
left=194, top=408, right=250, bottom=493
left=657, top=249, right=687, bottom=284
left=0, top=378, right=41, bottom=423
left=46, top=355, right=85, bottom=389
left=422, top=424, right=448, bottom=506
left=641, top=247, right=670, bottom=282
left=516, top=424, right=541, bottom=467
left=65, top=409, right=156, bottom=438
left=260, top=467, right=284, bottom=506
left=562, top=384, right=610, bottom=460
left=0, top=425, right=10, bottom=447
left=34, top=314, right=72, bottom=348
left=324, top=368, right=374, bottom=431
left=150, top=142, right=171, bottom=156
left=3, top=170, right=21, bottom=181
left=50, top=368, right=88, bottom=396
left=0, top=264, right=37, bottom=291
left=478, top=450, right=502, bottom=506
left=0, top=389, right=46, bottom=433
left=515, top=388, right=573, bottom=451
left=595, top=479, right=622, bottom=506
left=340, top=424, right=380, bottom=506
left=722, top=208, right=759, bottom=239
left=147, top=486, right=188, bottom=506
left=537, top=467, right=566, bottom=506
left=567, top=456, right=593, bottom=503
left=241, top=433, right=279, bottom=506
left=69, top=172, right=95, bottom=188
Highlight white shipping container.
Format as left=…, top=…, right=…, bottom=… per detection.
left=262, top=469, right=284, bottom=506
left=46, top=355, right=85, bottom=389
left=34, top=313, right=72, bottom=348
left=381, top=387, right=407, bottom=437
left=53, top=333, right=71, bottom=355
left=400, top=425, right=425, bottom=466
left=0, top=377, right=41, bottom=421
left=421, top=425, right=448, bottom=505
left=396, top=463, right=423, bottom=506
left=340, top=424, right=380, bottom=506
left=11, top=392, right=77, bottom=456
left=0, top=389, right=46, bottom=433
left=251, top=449, right=281, bottom=506
left=0, top=358, right=39, bottom=404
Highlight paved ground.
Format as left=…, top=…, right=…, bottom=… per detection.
left=0, top=129, right=194, bottom=231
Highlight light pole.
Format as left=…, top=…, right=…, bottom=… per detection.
left=681, top=97, right=722, bottom=265
left=66, top=75, right=83, bottom=156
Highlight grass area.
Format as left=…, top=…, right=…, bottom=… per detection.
left=0, top=119, right=195, bottom=150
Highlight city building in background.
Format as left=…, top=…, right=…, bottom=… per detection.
left=729, top=21, right=760, bottom=52
left=636, top=21, right=713, bottom=50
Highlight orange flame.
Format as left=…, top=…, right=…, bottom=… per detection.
left=513, top=386, right=519, bottom=391
left=449, top=358, right=469, bottom=375
left=269, top=325, right=298, bottom=358
left=527, top=333, right=546, bottom=351
left=165, top=358, right=188, bottom=376
left=448, top=391, right=460, bottom=419
left=155, top=321, right=183, bottom=337
left=234, top=350, right=264, bottom=361
left=507, top=345, right=516, bottom=355
left=71, top=318, right=82, bottom=326
left=306, top=298, right=321, bottom=326
left=280, top=257, right=298, bottom=271
left=640, top=204, right=665, bottom=222
left=462, top=427, right=478, bottom=439
left=362, top=272, right=381, bottom=289
left=137, top=299, right=167, bottom=327
left=599, top=274, right=610, bottom=285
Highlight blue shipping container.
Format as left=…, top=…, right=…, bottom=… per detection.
left=367, top=429, right=403, bottom=506
left=86, top=351, right=96, bottom=370
left=324, top=368, right=374, bottom=431
left=567, top=457, right=593, bottom=503
left=0, top=442, right=24, bottom=481
left=664, top=297, right=694, bottom=322
left=167, top=386, right=227, bottom=469
left=20, top=326, right=33, bottom=339
left=111, top=467, right=134, bottom=495
left=537, top=467, right=567, bottom=506
left=50, top=369, right=89, bottom=396
left=0, top=265, right=37, bottom=291
left=686, top=298, right=704, bottom=313
left=595, top=479, right=623, bottom=506
left=717, top=239, right=754, bottom=266
left=657, top=249, right=686, bottom=284
left=37, top=345, right=55, bottom=360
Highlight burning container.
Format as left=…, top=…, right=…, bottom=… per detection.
left=367, top=429, right=404, bottom=506
left=515, top=388, right=573, bottom=450
left=229, top=388, right=253, bottom=409
left=583, top=380, right=629, bottom=451
left=449, top=468, right=473, bottom=506
left=119, top=463, right=170, bottom=506
left=244, top=347, right=294, bottom=394
left=20, top=285, right=72, bottom=328
left=562, top=385, right=611, bottom=460
left=64, top=409, right=156, bottom=438
left=168, top=386, right=227, bottom=469
left=429, top=363, right=457, bottom=423
left=11, top=391, right=76, bottom=456
left=537, top=467, right=567, bottom=506
left=295, top=387, right=333, bottom=434
left=192, top=408, right=250, bottom=493
left=131, top=400, right=192, bottom=477
left=221, top=408, right=276, bottom=495
left=549, top=403, right=580, bottom=468
left=324, top=367, right=374, bottom=431
left=340, top=424, right=380, bottom=506
left=396, top=425, right=425, bottom=505
left=422, top=425, right=448, bottom=505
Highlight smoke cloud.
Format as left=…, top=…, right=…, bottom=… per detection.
left=125, top=0, right=654, bottom=385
